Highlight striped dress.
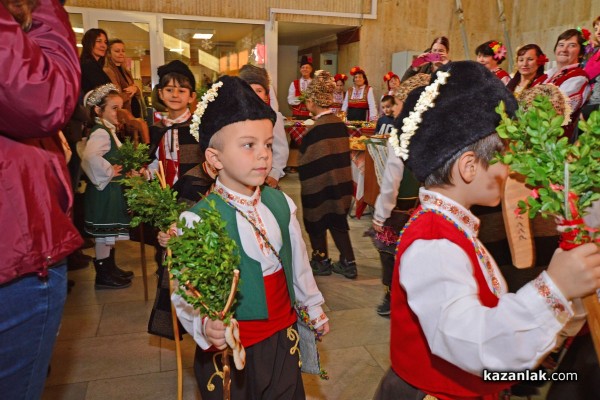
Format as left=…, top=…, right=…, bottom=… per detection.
left=297, top=113, right=353, bottom=234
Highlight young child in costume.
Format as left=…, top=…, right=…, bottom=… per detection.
left=371, top=73, right=430, bottom=316
left=331, top=73, right=348, bottom=115
left=148, top=60, right=214, bottom=204
left=298, top=70, right=357, bottom=279
left=81, top=83, right=133, bottom=289
left=476, top=40, right=511, bottom=85
left=167, top=76, right=329, bottom=399
left=238, top=64, right=289, bottom=189
left=374, top=61, right=600, bottom=400
left=375, top=95, right=395, bottom=135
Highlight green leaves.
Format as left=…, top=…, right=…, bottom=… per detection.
left=112, top=139, right=150, bottom=173
left=496, top=96, right=600, bottom=244
left=121, top=176, right=186, bottom=232
left=168, top=200, right=240, bottom=323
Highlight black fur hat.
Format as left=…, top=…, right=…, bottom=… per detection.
left=197, top=75, right=277, bottom=151
left=157, top=60, right=196, bottom=89
left=393, top=61, right=517, bottom=182
left=300, top=55, right=313, bottom=67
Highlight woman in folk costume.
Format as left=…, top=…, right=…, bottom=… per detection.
left=342, top=66, right=378, bottom=121
left=147, top=60, right=214, bottom=204
left=476, top=40, right=511, bottom=85
left=383, top=71, right=400, bottom=96
left=81, top=83, right=133, bottom=290
left=402, top=36, right=451, bottom=81
left=287, top=55, right=313, bottom=120
left=330, top=73, right=347, bottom=115
left=506, top=44, right=548, bottom=98
left=298, top=70, right=357, bottom=280
left=533, top=28, right=592, bottom=141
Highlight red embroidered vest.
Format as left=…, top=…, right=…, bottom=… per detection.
left=494, top=68, right=510, bottom=82
left=291, top=79, right=311, bottom=117
left=390, top=210, right=510, bottom=400
left=347, top=86, right=370, bottom=109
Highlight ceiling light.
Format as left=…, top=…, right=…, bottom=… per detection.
left=170, top=48, right=185, bottom=53
left=193, top=32, right=214, bottom=40
left=73, top=27, right=84, bottom=34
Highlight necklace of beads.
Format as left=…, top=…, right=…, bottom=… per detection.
left=397, top=208, right=501, bottom=296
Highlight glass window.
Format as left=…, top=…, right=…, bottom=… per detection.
left=68, top=13, right=84, bottom=56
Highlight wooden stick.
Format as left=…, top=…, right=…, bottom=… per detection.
left=167, top=247, right=183, bottom=400
left=221, top=269, right=240, bottom=319
left=583, top=293, right=600, bottom=363
left=157, top=161, right=167, bottom=189
left=139, top=224, right=148, bottom=301
left=222, top=350, right=231, bottom=400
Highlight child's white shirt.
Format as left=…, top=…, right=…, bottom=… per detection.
left=81, top=119, right=121, bottom=191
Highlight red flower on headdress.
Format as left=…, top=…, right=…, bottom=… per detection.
left=489, top=41, right=507, bottom=60
left=577, top=27, right=591, bottom=46
left=537, top=54, right=549, bottom=66
left=350, top=66, right=362, bottom=76
left=334, top=73, right=348, bottom=82
left=383, top=71, right=397, bottom=82
left=307, top=56, right=313, bottom=64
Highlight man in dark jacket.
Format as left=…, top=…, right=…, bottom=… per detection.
left=0, top=0, right=82, bottom=398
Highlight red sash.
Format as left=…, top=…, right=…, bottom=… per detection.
left=238, top=269, right=297, bottom=347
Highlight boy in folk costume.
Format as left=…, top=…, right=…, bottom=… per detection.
left=374, top=61, right=600, bottom=400
left=167, top=76, right=329, bottom=399
left=148, top=60, right=214, bottom=204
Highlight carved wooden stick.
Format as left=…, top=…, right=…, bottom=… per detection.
left=221, top=269, right=240, bottom=319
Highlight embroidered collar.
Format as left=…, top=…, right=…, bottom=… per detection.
left=162, top=109, right=191, bottom=127
left=419, top=188, right=480, bottom=236
left=213, top=179, right=261, bottom=210
left=547, top=63, right=581, bottom=82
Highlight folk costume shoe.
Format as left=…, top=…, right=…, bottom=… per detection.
left=376, top=289, right=391, bottom=317
left=109, top=248, right=134, bottom=279
left=94, top=258, right=132, bottom=290
left=332, top=259, right=358, bottom=279
left=310, top=258, right=333, bottom=276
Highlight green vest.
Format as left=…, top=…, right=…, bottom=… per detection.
left=189, top=186, right=294, bottom=320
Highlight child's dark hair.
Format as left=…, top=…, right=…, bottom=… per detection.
left=424, top=133, right=504, bottom=187
left=475, top=40, right=506, bottom=64
left=381, top=95, right=395, bottom=105
left=159, top=72, right=194, bottom=91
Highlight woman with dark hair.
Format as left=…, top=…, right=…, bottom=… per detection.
left=341, top=66, right=377, bottom=121
left=402, top=36, right=450, bottom=81
left=104, top=39, right=146, bottom=120
left=80, top=28, right=111, bottom=95
left=475, top=40, right=510, bottom=84
left=534, top=28, right=591, bottom=140
left=582, top=17, right=600, bottom=120
left=506, top=44, right=548, bottom=97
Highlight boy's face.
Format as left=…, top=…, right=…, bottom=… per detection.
left=381, top=100, right=394, bottom=116
left=470, top=159, right=508, bottom=207
left=250, top=84, right=269, bottom=103
left=392, top=100, right=404, bottom=118
left=206, top=119, right=274, bottom=196
left=158, top=79, right=196, bottom=116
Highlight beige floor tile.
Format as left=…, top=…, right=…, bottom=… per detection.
left=46, top=333, right=161, bottom=386
left=159, top=335, right=198, bottom=371
left=98, top=300, right=154, bottom=336
left=42, top=382, right=88, bottom=400
left=58, top=304, right=103, bottom=340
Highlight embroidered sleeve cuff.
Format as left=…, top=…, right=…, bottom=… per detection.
left=533, top=271, right=574, bottom=324
left=307, top=306, right=329, bottom=329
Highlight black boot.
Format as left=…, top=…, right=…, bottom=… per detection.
left=109, top=248, right=134, bottom=279
left=376, top=287, right=391, bottom=317
left=94, top=258, right=132, bottom=289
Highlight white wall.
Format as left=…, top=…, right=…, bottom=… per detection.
left=277, top=45, right=299, bottom=118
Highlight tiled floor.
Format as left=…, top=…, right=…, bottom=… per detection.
left=42, top=174, right=547, bottom=400
left=42, top=173, right=390, bottom=400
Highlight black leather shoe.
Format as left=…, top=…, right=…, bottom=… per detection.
left=94, top=258, right=132, bottom=290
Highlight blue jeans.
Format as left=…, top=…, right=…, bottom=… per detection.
left=0, top=263, right=67, bottom=400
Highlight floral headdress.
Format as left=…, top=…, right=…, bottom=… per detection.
left=489, top=41, right=507, bottom=61
left=85, top=83, right=119, bottom=107
left=537, top=54, right=549, bottom=66
left=389, top=70, right=451, bottom=160
left=334, top=73, right=348, bottom=83
left=349, top=66, right=363, bottom=76
left=189, top=81, right=224, bottom=143
left=577, top=26, right=591, bottom=46
left=383, top=71, right=399, bottom=82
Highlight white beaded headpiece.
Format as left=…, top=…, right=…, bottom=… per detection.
left=84, top=83, right=120, bottom=107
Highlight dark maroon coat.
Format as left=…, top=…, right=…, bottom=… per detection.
left=0, top=0, right=83, bottom=284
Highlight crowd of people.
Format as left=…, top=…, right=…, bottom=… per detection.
left=2, top=0, right=600, bottom=398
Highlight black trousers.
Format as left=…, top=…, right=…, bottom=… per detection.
left=194, top=326, right=305, bottom=400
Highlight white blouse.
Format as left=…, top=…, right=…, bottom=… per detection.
left=400, top=188, right=586, bottom=375
left=81, top=118, right=121, bottom=191
left=173, top=179, right=328, bottom=350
